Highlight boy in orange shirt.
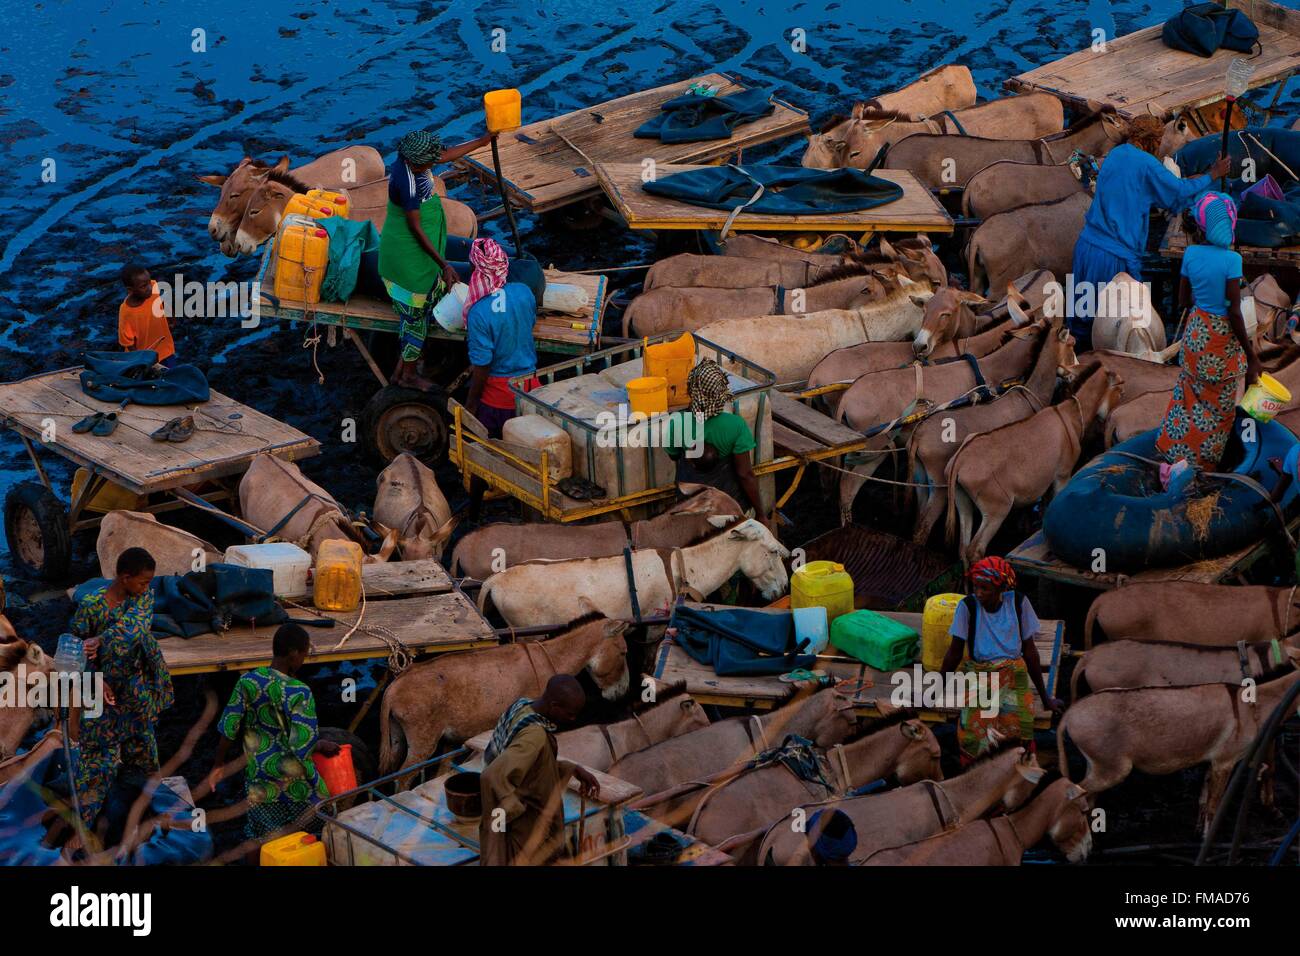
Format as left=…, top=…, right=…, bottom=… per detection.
left=118, top=265, right=177, bottom=367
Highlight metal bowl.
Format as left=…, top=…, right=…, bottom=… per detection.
left=444, top=771, right=482, bottom=821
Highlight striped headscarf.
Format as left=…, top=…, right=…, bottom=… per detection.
left=398, top=129, right=443, bottom=167
left=463, top=238, right=510, bottom=320
left=1194, top=191, right=1237, bottom=248
left=484, top=698, right=555, bottom=765
left=686, top=359, right=732, bottom=419
left=969, top=556, right=1016, bottom=591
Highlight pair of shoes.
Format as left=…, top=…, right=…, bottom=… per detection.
left=150, top=415, right=195, bottom=442
left=778, top=668, right=827, bottom=684
left=557, top=476, right=606, bottom=500
left=72, top=412, right=119, bottom=436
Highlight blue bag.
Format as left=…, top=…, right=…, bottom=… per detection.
left=670, top=604, right=816, bottom=676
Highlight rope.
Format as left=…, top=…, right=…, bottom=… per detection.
left=281, top=588, right=413, bottom=674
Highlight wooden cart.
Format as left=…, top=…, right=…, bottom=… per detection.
left=1161, top=213, right=1300, bottom=270
left=452, top=72, right=811, bottom=217
left=0, top=367, right=319, bottom=580
left=1005, top=0, right=1300, bottom=131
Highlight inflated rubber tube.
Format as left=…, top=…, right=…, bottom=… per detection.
left=1043, top=418, right=1300, bottom=574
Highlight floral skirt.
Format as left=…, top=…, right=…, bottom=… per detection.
left=1155, top=307, right=1245, bottom=472
left=957, top=658, right=1034, bottom=764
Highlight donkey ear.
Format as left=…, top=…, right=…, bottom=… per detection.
left=1065, top=783, right=1088, bottom=801
left=909, top=293, right=932, bottom=309
left=272, top=155, right=291, bottom=174
left=706, top=514, right=739, bottom=528
left=26, top=643, right=43, bottom=664
left=878, top=237, right=896, bottom=259
left=900, top=720, right=924, bottom=740
left=1017, top=762, right=1047, bottom=783
left=196, top=174, right=227, bottom=187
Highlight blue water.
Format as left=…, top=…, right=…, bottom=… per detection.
left=0, top=0, right=1265, bottom=587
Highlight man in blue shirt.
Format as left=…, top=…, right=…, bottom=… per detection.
left=463, top=237, right=539, bottom=438
left=1070, top=115, right=1230, bottom=350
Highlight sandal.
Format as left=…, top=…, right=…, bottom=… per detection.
left=779, top=668, right=826, bottom=684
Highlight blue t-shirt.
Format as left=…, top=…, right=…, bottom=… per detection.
left=1181, top=244, right=1243, bottom=317
left=948, top=592, right=1041, bottom=663
left=387, top=157, right=436, bottom=212
left=1080, top=144, right=1211, bottom=261
left=467, top=283, right=539, bottom=378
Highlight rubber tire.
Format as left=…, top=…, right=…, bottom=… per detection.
left=318, top=726, right=377, bottom=785
left=4, top=481, right=71, bottom=581
left=360, top=385, right=449, bottom=465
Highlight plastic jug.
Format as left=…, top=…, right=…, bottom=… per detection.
left=791, top=561, right=855, bottom=624
left=260, top=831, right=327, bottom=866
left=792, top=605, right=829, bottom=655
left=70, top=468, right=141, bottom=514
left=53, top=634, right=86, bottom=674
left=626, top=377, right=668, bottom=417
left=831, top=610, right=919, bottom=670
left=432, top=282, right=471, bottom=332
left=224, top=542, right=312, bottom=598
left=306, top=188, right=350, bottom=218
left=484, top=88, right=522, bottom=133
left=502, top=414, right=573, bottom=481
left=644, top=333, right=695, bottom=407
left=283, top=193, right=336, bottom=220
left=275, top=220, right=330, bottom=305
left=313, top=744, right=358, bottom=796
left=314, top=539, right=364, bottom=612
left=1240, top=372, right=1291, bottom=422
left=542, top=282, right=589, bottom=314
left=921, top=593, right=965, bottom=671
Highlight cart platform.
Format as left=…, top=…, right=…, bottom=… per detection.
left=595, top=164, right=952, bottom=236
left=453, top=72, right=811, bottom=214
left=1005, top=0, right=1300, bottom=120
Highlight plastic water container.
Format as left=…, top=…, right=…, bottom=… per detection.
left=921, top=593, right=965, bottom=672
left=260, top=831, right=327, bottom=866
left=626, top=377, right=669, bottom=417
left=830, top=610, right=920, bottom=670
left=643, top=333, right=695, bottom=407
left=791, top=561, right=855, bottom=625
left=502, top=414, right=573, bottom=481
left=306, top=188, right=350, bottom=218
left=542, top=282, right=589, bottom=315
left=53, top=634, right=85, bottom=674
left=1240, top=373, right=1291, bottom=422
left=792, top=606, right=829, bottom=655
left=224, top=542, right=312, bottom=598
left=314, top=540, right=364, bottom=612
left=275, top=220, right=330, bottom=305
left=70, top=468, right=141, bottom=514
left=432, top=282, right=470, bottom=332
left=484, top=88, right=522, bottom=133
left=283, top=193, right=336, bottom=220
left=312, top=744, right=358, bottom=796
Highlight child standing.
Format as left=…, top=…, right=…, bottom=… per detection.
left=118, top=264, right=177, bottom=367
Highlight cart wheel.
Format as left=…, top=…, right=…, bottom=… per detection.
left=318, top=727, right=377, bottom=785
left=361, top=385, right=449, bottom=464
left=4, top=481, right=72, bottom=581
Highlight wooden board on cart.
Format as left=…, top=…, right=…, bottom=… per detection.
left=1008, top=522, right=1300, bottom=590
left=651, top=605, right=1064, bottom=726
left=280, top=557, right=454, bottom=602
left=1005, top=0, right=1300, bottom=120
left=1161, top=214, right=1300, bottom=267
left=0, top=369, right=319, bottom=496
left=160, top=585, right=495, bottom=675
left=258, top=260, right=610, bottom=352
left=453, top=73, right=811, bottom=214
left=595, top=163, right=953, bottom=234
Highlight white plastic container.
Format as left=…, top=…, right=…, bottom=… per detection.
left=501, top=415, right=573, bottom=481
left=432, top=282, right=471, bottom=332
left=542, top=282, right=589, bottom=315
left=223, top=542, right=312, bottom=598
left=792, top=606, right=829, bottom=656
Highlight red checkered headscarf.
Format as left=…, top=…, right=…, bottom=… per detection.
left=969, top=556, right=1016, bottom=591
left=462, top=237, right=510, bottom=321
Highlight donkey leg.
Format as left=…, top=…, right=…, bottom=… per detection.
left=914, top=486, right=946, bottom=546
left=954, top=489, right=976, bottom=562
left=1199, top=761, right=1235, bottom=836
left=966, top=498, right=1011, bottom=566
left=838, top=457, right=884, bottom=525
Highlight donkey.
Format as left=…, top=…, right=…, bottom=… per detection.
left=1072, top=633, right=1300, bottom=699
left=0, top=637, right=57, bottom=763
left=961, top=159, right=1087, bottom=220
left=553, top=685, right=710, bottom=772
left=966, top=192, right=1091, bottom=297
left=377, top=615, right=629, bottom=773
left=945, top=364, right=1123, bottom=564
left=1084, top=582, right=1300, bottom=650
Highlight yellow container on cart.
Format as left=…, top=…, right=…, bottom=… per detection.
left=306, top=188, right=350, bottom=218
left=643, top=333, right=695, bottom=407
left=921, top=593, right=967, bottom=671
left=484, top=89, right=522, bottom=133
left=626, top=377, right=668, bottom=417
left=274, top=219, right=330, bottom=306
left=283, top=193, right=336, bottom=220
left=790, top=561, right=854, bottom=625
left=314, top=540, right=363, bottom=612
left=260, top=831, right=327, bottom=866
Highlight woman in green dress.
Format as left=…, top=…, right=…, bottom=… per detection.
left=379, top=129, right=490, bottom=389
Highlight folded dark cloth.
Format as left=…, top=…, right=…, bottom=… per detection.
left=1175, top=127, right=1300, bottom=247
left=642, top=164, right=904, bottom=215
left=635, top=87, right=774, bottom=144
left=79, top=350, right=210, bottom=406
left=1162, top=2, right=1259, bottom=58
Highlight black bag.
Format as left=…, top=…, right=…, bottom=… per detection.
left=671, top=604, right=816, bottom=676
left=1162, top=3, right=1260, bottom=58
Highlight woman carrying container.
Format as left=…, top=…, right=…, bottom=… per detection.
left=1155, top=193, right=1261, bottom=474
left=940, top=556, right=1061, bottom=765
left=379, top=129, right=491, bottom=390
left=1069, top=115, right=1230, bottom=350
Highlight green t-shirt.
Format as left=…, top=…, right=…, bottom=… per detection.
left=666, top=411, right=755, bottom=459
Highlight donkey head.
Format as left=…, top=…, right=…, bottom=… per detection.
left=896, top=719, right=943, bottom=785
left=585, top=619, right=630, bottom=702
left=1048, top=782, right=1093, bottom=862
left=230, top=177, right=295, bottom=257
left=999, top=747, right=1046, bottom=811
left=729, top=519, right=790, bottom=600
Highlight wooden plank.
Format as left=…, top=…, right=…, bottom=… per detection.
left=1006, top=2, right=1300, bottom=119
left=160, top=589, right=495, bottom=675
left=453, top=73, right=811, bottom=213
left=650, top=610, right=1063, bottom=723
left=0, top=370, right=319, bottom=496
left=280, top=559, right=453, bottom=602
left=771, top=421, right=826, bottom=457
left=1161, top=215, right=1300, bottom=265
left=596, top=163, right=952, bottom=233
left=769, top=391, right=864, bottom=448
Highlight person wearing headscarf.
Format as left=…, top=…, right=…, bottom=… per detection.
left=378, top=128, right=491, bottom=389
left=1069, top=115, right=1231, bottom=350
left=941, top=556, right=1061, bottom=764
left=1155, top=192, right=1260, bottom=473
left=664, top=359, right=769, bottom=524
left=807, top=808, right=857, bottom=866
left=464, top=237, right=540, bottom=438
